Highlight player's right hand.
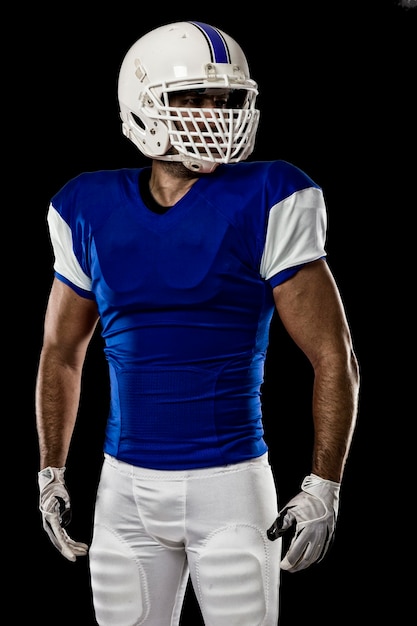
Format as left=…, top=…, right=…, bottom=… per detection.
left=38, top=466, right=89, bottom=562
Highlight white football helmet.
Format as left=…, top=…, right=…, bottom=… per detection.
left=118, top=21, right=260, bottom=173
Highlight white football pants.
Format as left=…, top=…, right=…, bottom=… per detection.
left=89, top=453, right=281, bottom=626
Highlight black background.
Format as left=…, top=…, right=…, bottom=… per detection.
left=18, top=1, right=415, bottom=623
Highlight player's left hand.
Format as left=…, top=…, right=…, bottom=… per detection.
left=267, top=473, right=340, bottom=573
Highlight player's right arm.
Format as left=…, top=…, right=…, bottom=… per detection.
left=36, top=278, right=99, bottom=560
left=36, top=277, right=100, bottom=469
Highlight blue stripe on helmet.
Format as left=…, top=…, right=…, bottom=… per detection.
left=189, top=22, right=230, bottom=63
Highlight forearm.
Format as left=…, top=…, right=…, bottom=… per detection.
left=311, top=350, right=359, bottom=482
left=35, top=349, right=83, bottom=469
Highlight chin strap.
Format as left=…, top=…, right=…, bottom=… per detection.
left=182, top=158, right=219, bottom=174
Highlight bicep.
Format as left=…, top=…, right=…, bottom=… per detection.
left=42, top=277, right=100, bottom=365
left=272, top=259, right=353, bottom=367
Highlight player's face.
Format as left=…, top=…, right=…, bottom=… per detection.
left=169, top=89, right=232, bottom=109
left=168, top=89, right=246, bottom=157
left=168, top=88, right=246, bottom=109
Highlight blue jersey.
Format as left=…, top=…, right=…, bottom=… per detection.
left=48, top=160, right=327, bottom=469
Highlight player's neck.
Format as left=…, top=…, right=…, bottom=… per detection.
left=149, top=160, right=200, bottom=207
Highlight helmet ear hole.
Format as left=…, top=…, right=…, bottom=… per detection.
left=127, top=112, right=171, bottom=157
left=132, top=113, right=145, bottom=130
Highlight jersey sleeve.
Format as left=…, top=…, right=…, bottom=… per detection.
left=47, top=203, right=94, bottom=298
left=259, top=186, right=327, bottom=287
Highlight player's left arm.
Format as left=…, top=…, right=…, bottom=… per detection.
left=268, top=258, right=360, bottom=572
left=273, top=257, right=359, bottom=481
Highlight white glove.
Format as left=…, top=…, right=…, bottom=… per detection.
left=267, top=473, right=340, bottom=573
left=38, top=467, right=89, bottom=562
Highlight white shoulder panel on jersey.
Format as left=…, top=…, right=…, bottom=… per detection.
left=259, top=186, right=327, bottom=281
left=47, top=204, right=93, bottom=292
